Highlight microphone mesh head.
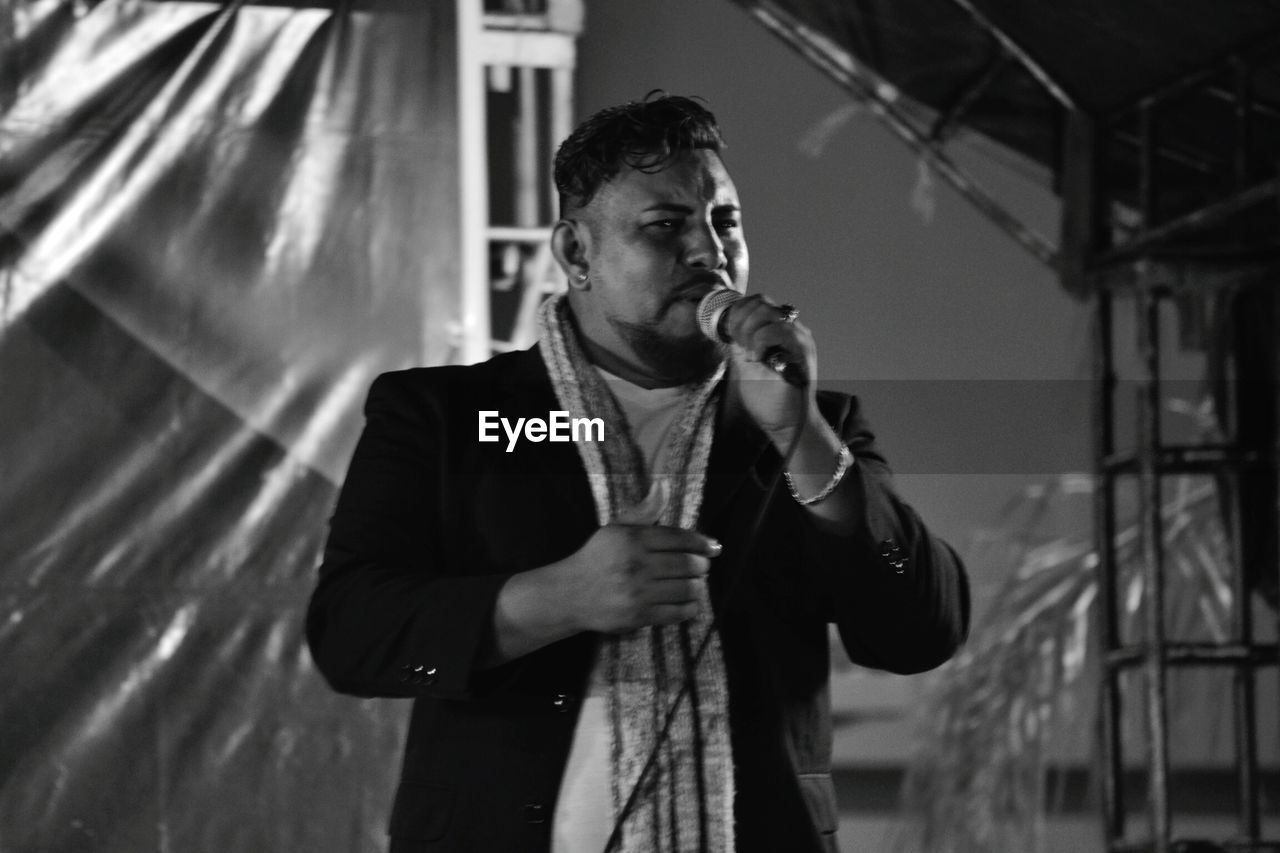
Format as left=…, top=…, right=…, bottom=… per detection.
left=695, top=286, right=740, bottom=343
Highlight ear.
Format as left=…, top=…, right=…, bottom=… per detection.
left=551, top=218, right=592, bottom=290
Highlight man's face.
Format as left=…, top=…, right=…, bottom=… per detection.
left=567, top=148, right=749, bottom=385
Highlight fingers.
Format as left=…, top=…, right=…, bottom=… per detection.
left=642, top=576, right=705, bottom=605
left=639, top=551, right=711, bottom=582
left=722, top=294, right=811, bottom=364
left=615, top=572, right=706, bottom=631
left=633, top=524, right=722, bottom=558
left=647, top=602, right=701, bottom=626
left=576, top=523, right=721, bottom=632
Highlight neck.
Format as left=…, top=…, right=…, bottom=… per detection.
left=577, top=335, right=685, bottom=389
left=561, top=302, right=690, bottom=388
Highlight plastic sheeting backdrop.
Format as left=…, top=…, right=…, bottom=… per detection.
left=0, top=0, right=464, bottom=848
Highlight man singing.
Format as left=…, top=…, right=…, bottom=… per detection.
left=306, top=94, right=969, bottom=852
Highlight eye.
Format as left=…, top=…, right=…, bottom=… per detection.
left=646, top=218, right=679, bottom=230
left=714, top=218, right=740, bottom=232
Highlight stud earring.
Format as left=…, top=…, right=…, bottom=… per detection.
left=575, top=272, right=588, bottom=283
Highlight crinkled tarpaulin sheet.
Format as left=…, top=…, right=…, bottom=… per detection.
left=0, top=0, right=461, bottom=848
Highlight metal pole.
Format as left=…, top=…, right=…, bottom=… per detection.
left=1093, top=287, right=1126, bottom=847
left=457, top=0, right=491, bottom=364
left=1229, top=55, right=1265, bottom=833
left=1228, top=56, right=1262, bottom=819
left=516, top=65, right=540, bottom=228
left=1136, top=282, right=1172, bottom=853
left=1231, top=436, right=1262, bottom=841
left=941, top=0, right=1076, bottom=109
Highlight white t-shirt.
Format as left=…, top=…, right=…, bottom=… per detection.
left=550, top=368, right=691, bottom=853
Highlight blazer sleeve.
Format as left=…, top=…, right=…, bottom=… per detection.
left=797, top=391, right=971, bottom=674
left=305, top=371, right=509, bottom=700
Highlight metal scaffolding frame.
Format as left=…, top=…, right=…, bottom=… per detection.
left=1084, top=47, right=1280, bottom=853
left=469, top=0, right=579, bottom=359
left=732, top=3, right=1280, bottom=851
left=733, top=0, right=1061, bottom=267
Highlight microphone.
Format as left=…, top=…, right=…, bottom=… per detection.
left=695, top=286, right=808, bottom=388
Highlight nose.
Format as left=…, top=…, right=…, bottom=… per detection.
left=683, top=222, right=727, bottom=271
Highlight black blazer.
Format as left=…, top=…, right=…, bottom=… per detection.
left=306, top=347, right=969, bottom=852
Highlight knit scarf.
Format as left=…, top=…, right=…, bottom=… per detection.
left=537, top=294, right=734, bottom=852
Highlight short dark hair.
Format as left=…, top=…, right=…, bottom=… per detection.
left=553, top=92, right=725, bottom=214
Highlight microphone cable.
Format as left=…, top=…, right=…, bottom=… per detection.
left=600, top=392, right=811, bottom=853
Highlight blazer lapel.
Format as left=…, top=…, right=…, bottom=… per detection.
left=494, top=348, right=597, bottom=522
left=698, top=376, right=774, bottom=530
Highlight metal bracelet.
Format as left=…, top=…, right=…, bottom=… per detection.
left=784, top=445, right=854, bottom=506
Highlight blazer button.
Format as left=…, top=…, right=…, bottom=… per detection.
left=410, top=665, right=438, bottom=686
left=879, top=539, right=907, bottom=572
left=523, top=803, right=547, bottom=824
left=397, top=664, right=413, bottom=683
left=552, top=693, right=572, bottom=713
